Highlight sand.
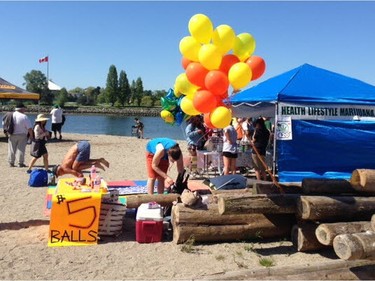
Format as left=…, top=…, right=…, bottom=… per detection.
left=0, top=133, right=337, bottom=280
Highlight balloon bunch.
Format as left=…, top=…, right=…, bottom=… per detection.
left=173, top=13, right=266, bottom=129
left=160, top=88, right=186, bottom=126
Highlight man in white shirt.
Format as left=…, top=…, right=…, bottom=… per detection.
left=7, top=103, right=34, bottom=167
left=50, top=104, right=63, bottom=140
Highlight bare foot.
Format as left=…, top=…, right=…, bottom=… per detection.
left=96, top=163, right=105, bottom=171
left=100, top=158, right=110, bottom=168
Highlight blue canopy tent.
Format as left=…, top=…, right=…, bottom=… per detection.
left=230, top=63, right=375, bottom=182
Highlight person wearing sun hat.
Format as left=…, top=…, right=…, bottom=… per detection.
left=27, top=114, right=51, bottom=173
left=6, top=102, right=34, bottom=168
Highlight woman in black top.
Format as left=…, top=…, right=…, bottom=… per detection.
left=251, top=118, right=270, bottom=181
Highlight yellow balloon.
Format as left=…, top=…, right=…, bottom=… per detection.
left=180, top=96, right=201, bottom=116
left=198, top=44, right=222, bottom=70
left=179, top=36, right=201, bottom=61
left=212, top=24, right=236, bottom=55
left=233, top=33, right=256, bottom=61
left=228, top=62, right=252, bottom=90
left=175, top=73, right=199, bottom=96
left=188, top=14, right=213, bottom=44
left=210, top=106, right=232, bottom=129
left=160, top=110, right=175, bottom=123
left=173, top=85, right=183, bottom=98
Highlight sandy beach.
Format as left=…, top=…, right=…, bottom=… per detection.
left=0, top=133, right=339, bottom=280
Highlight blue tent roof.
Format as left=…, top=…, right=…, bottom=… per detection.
left=230, top=63, right=375, bottom=105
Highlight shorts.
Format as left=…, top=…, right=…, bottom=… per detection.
left=252, top=153, right=266, bottom=172
left=51, top=123, right=62, bottom=132
left=76, top=141, right=90, bottom=162
left=146, top=152, right=169, bottom=179
left=222, top=151, right=238, bottom=159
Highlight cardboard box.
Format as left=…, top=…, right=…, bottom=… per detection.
left=136, top=203, right=163, bottom=243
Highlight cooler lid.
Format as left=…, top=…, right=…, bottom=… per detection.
left=136, top=203, right=163, bottom=221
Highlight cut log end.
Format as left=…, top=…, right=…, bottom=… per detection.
left=333, top=234, right=364, bottom=260
left=315, top=226, right=331, bottom=246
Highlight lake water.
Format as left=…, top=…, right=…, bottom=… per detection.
left=24, top=113, right=188, bottom=140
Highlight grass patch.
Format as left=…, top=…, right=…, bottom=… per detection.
left=180, top=235, right=196, bottom=253
left=259, top=257, right=275, bottom=267
left=215, top=255, right=225, bottom=261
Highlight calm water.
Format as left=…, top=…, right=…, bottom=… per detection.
left=24, top=113, right=187, bottom=140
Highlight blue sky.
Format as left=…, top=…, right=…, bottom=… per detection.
left=1, top=1, right=375, bottom=92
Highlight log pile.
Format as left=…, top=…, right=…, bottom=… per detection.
left=171, top=201, right=294, bottom=244
left=170, top=170, right=375, bottom=263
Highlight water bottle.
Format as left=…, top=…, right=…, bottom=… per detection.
left=90, top=165, right=97, bottom=189
left=93, top=175, right=101, bottom=192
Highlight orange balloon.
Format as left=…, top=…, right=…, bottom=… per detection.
left=181, top=57, right=192, bottom=70
left=185, top=62, right=209, bottom=89
left=193, top=90, right=218, bottom=113
left=203, top=113, right=215, bottom=129
left=219, top=54, right=240, bottom=75
left=246, top=56, right=266, bottom=80
left=205, top=70, right=229, bottom=96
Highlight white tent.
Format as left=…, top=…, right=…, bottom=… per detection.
left=48, top=80, right=62, bottom=91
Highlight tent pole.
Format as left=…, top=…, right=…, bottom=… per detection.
left=273, top=102, right=278, bottom=176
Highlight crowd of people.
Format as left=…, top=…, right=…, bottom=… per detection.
left=2, top=103, right=274, bottom=195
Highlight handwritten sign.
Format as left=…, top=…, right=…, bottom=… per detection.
left=48, top=179, right=102, bottom=247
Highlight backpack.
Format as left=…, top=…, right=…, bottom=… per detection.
left=28, top=169, right=48, bottom=187
left=2, top=112, right=14, bottom=135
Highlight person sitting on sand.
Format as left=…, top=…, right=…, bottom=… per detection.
left=53, top=140, right=109, bottom=178
left=146, top=137, right=184, bottom=195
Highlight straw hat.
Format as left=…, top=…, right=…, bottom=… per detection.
left=35, top=114, right=49, bottom=122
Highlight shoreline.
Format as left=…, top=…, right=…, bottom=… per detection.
left=0, top=105, right=161, bottom=117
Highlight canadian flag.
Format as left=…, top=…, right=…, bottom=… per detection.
left=39, top=56, right=49, bottom=63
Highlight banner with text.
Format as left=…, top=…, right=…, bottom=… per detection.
left=278, top=102, right=375, bottom=120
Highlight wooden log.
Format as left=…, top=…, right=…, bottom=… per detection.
left=316, top=221, right=372, bottom=246
left=203, top=260, right=375, bottom=280
left=124, top=194, right=179, bottom=209
left=372, top=214, right=375, bottom=231
left=172, top=203, right=295, bottom=226
left=291, top=223, right=326, bottom=252
left=217, top=194, right=299, bottom=215
left=350, top=169, right=375, bottom=194
left=297, top=195, right=375, bottom=222
left=302, top=178, right=357, bottom=195
left=333, top=232, right=375, bottom=260
left=253, top=182, right=302, bottom=194
left=173, top=214, right=294, bottom=244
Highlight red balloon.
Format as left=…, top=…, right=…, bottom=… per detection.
left=205, top=70, right=229, bottom=96
left=193, top=90, right=218, bottom=113
left=181, top=57, right=192, bottom=70
left=203, top=113, right=215, bottom=129
left=215, top=96, right=225, bottom=107
left=246, top=56, right=266, bottom=81
left=185, top=62, right=209, bottom=89
left=219, top=54, right=240, bottom=75
left=220, top=90, right=229, bottom=100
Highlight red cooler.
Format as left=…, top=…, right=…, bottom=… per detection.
left=136, top=203, right=163, bottom=243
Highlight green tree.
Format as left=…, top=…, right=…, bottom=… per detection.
left=118, top=70, right=131, bottom=106
left=23, top=70, right=53, bottom=105
left=105, top=65, right=118, bottom=106
left=56, top=87, right=69, bottom=107
left=133, top=77, right=144, bottom=106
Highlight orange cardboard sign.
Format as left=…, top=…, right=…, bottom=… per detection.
left=48, top=179, right=102, bottom=247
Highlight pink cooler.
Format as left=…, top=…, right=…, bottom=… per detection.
left=136, top=203, right=163, bottom=243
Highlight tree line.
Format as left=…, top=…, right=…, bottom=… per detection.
left=23, top=64, right=167, bottom=108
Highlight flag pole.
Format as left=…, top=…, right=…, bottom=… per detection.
left=47, top=54, right=49, bottom=84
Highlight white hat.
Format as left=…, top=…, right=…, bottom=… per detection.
left=35, top=114, right=49, bottom=122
